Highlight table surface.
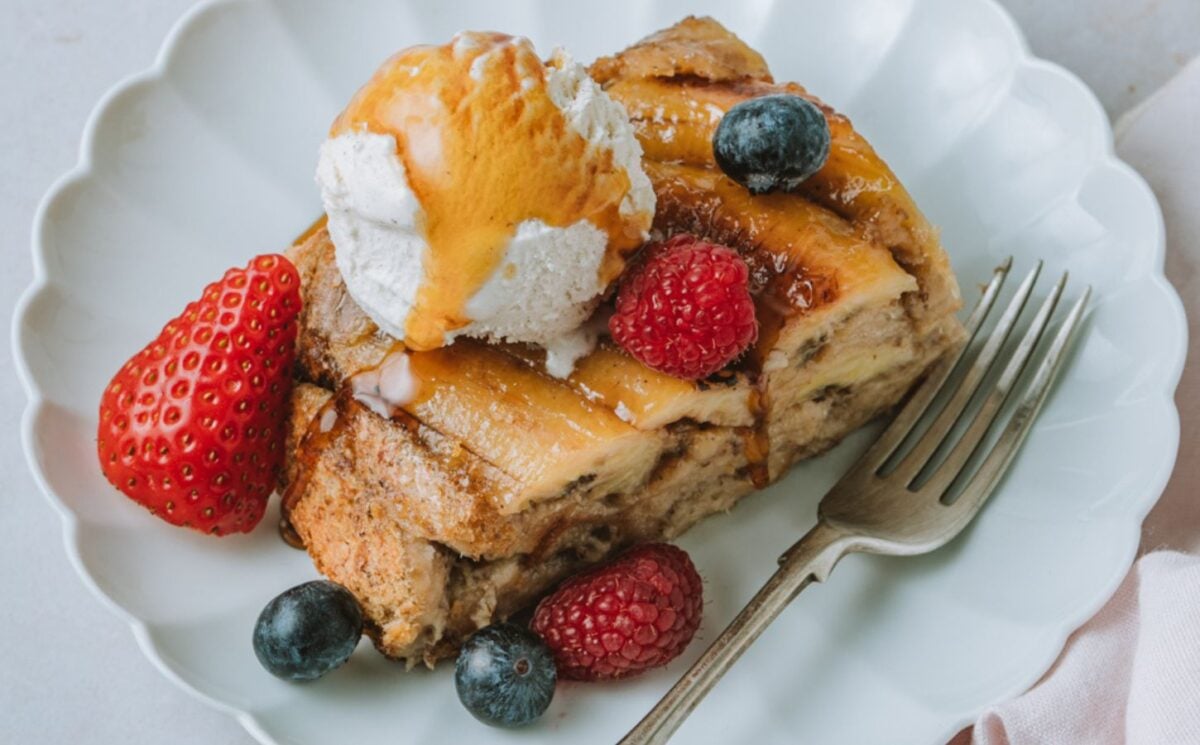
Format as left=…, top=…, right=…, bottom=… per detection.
left=3, top=2, right=1197, bottom=743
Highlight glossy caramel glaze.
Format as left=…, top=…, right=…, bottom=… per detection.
left=599, top=74, right=904, bottom=211
left=646, top=160, right=914, bottom=362
left=591, top=17, right=961, bottom=321
left=331, top=33, right=647, bottom=349
left=503, top=340, right=757, bottom=429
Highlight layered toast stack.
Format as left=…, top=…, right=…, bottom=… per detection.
left=281, top=17, right=964, bottom=666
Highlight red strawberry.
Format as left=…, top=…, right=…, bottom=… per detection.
left=530, top=543, right=703, bottom=681
left=609, top=234, right=758, bottom=380
left=96, top=254, right=300, bottom=535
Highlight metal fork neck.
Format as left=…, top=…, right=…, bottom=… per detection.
left=620, top=522, right=854, bottom=744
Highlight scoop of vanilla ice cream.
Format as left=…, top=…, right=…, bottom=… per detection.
left=316, top=38, right=654, bottom=368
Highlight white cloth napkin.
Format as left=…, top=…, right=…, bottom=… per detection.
left=951, top=56, right=1200, bottom=745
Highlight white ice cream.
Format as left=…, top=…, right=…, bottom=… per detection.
left=316, top=46, right=654, bottom=373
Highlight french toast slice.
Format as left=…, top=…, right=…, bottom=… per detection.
left=281, top=17, right=965, bottom=665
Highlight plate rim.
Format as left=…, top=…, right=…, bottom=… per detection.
left=11, top=0, right=1188, bottom=743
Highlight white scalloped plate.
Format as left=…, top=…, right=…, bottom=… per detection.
left=13, top=1, right=1187, bottom=743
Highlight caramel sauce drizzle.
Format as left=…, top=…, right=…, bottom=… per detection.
left=740, top=387, right=771, bottom=489
left=330, top=33, right=645, bottom=350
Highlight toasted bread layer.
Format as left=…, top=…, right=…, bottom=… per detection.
left=281, top=17, right=965, bottom=664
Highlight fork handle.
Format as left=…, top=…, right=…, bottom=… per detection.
left=619, top=522, right=853, bottom=745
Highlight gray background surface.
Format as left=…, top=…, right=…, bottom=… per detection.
left=2, top=1, right=1197, bottom=742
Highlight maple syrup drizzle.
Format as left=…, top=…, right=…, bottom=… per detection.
left=329, top=33, right=645, bottom=350
left=739, top=387, right=771, bottom=489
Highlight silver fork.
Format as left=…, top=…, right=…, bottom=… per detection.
left=620, top=260, right=1091, bottom=744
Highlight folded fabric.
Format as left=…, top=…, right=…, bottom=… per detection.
left=950, top=552, right=1200, bottom=744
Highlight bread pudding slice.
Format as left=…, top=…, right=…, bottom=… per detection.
left=280, top=17, right=964, bottom=666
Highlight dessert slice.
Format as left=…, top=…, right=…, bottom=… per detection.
left=281, top=17, right=964, bottom=665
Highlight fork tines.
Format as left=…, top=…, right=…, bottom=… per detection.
left=862, top=259, right=1091, bottom=507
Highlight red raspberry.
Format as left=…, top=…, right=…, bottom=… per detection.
left=609, top=234, right=758, bottom=380
left=530, top=543, right=703, bottom=681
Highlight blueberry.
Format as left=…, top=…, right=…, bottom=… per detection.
left=455, top=623, right=557, bottom=727
left=253, top=580, right=363, bottom=682
left=713, top=94, right=831, bottom=194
